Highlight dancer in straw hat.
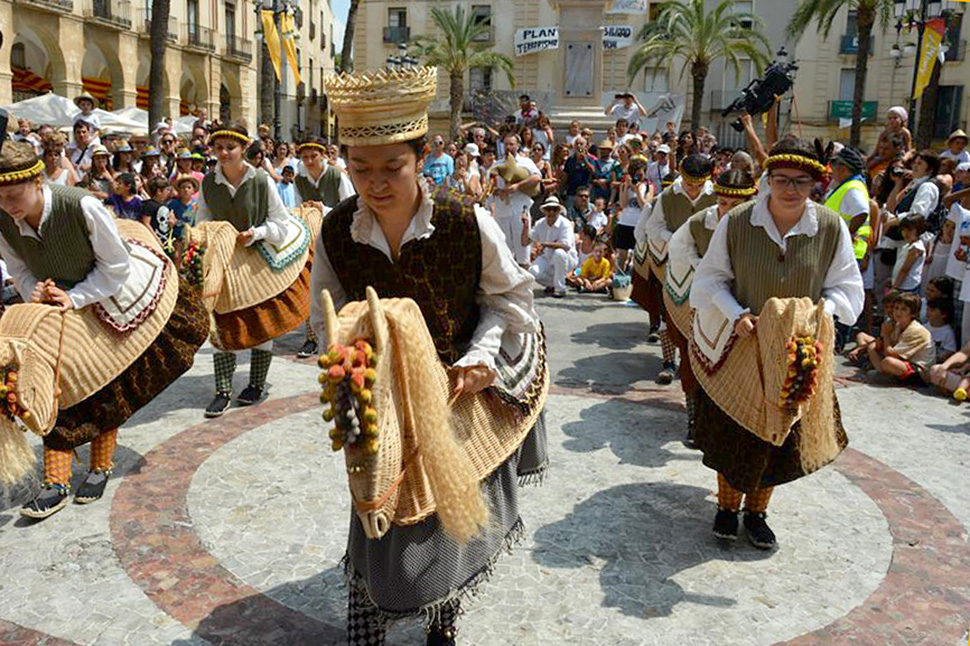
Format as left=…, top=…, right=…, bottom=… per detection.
left=664, top=169, right=757, bottom=448
left=689, top=138, right=864, bottom=549
left=193, top=122, right=313, bottom=417
left=292, top=134, right=356, bottom=360
left=0, top=139, right=207, bottom=519
left=312, top=65, right=547, bottom=646
left=638, top=154, right=717, bottom=385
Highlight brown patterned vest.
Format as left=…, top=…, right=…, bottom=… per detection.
left=322, top=194, right=483, bottom=364
left=661, top=187, right=717, bottom=233
left=727, top=202, right=842, bottom=315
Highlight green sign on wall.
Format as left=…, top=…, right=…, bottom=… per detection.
left=829, top=101, right=878, bottom=121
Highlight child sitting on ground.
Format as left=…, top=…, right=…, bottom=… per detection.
left=926, top=298, right=958, bottom=363
left=867, top=292, right=936, bottom=384
left=568, top=225, right=598, bottom=290
left=850, top=291, right=902, bottom=363
left=928, top=339, right=970, bottom=401
left=573, top=241, right=613, bottom=294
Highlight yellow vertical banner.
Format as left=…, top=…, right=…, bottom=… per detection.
left=261, top=10, right=283, bottom=82
left=913, top=18, right=946, bottom=100
left=281, top=12, right=303, bottom=86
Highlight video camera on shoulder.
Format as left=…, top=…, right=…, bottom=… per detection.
left=722, top=48, right=798, bottom=132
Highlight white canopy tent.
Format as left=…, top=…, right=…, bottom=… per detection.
left=2, top=93, right=196, bottom=137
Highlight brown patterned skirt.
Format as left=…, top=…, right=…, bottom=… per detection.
left=631, top=270, right=664, bottom=325
left=210, top=255, right=312, bottom=352
left=44, top=278, right=208, bottom=451
left=694, top=387, right=848, bottom=493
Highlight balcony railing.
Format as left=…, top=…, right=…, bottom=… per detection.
left=383, top=26, right=410, bottom=44
left=839, top=33, right=875, bottom=55
left=472, top=24, right=494, bottom=43
left=138, top=9, right=178, bottom=42
left=84, top=0, right=131, bottom=28
left=225, top=35, right=253, bottom=63
left=186, top=25, right=216, bottom=52
left=13, top=0, right=74, bottom=14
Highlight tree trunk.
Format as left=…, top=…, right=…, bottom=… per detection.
left=850, top=11, right=874, bottom=149
left=690, top=61, right=708, bottom=133
left=915, top=58, right=942, bottom=149
left=259, top=40, right=274, bottom=129
left=339, top=0, right=360, bottom=73
left=148, top=0, right=171, bottom=130
left=449, top=69, right=464, bottom=143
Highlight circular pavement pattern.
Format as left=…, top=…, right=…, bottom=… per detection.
left=91, top=388, right=970, bottom=646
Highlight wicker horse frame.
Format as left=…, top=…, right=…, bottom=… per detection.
left=321, top=287, right=548, bottom=544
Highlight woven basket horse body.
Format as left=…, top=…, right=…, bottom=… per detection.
left=186, top=206, right=323, bottom=314
left=320, top=287, right=548, bottom=544
left=0, top=219, right=178, bottom=438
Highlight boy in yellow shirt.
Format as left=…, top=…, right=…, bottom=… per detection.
left=576, top=241, right=612, bottom=293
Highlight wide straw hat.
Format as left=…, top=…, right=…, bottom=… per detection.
left=73, top=92, right=99, bottom=108
left=948, top=129, right=968, bottom=143
left=324, top=66, right=438, bottom=146
left=540, top=195, right=566, bottom=215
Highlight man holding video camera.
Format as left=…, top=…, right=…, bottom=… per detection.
left=606, top=93, right=647, bottom=132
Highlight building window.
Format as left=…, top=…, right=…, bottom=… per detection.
left=187, top=0, right=199, bottom=35
left=470, top=66, right=492, bottom=92
left=225, top=1, right=236, bottom=37
left=649, top=2, right=668, bottom=22
left=11, top=43, right=25, bottom=69
left=839, top=68, right=855, bottom=102
left=471, top=5, right=492, bottom=41
left=388, top=7, right=406, bottom=29
left=845, top=11, right=858, bottom=38
left=934, top=85, right=964, bottom=139
left=732, top=0, right=753, bottom=29
left=642, top=66, right=668, bottom=93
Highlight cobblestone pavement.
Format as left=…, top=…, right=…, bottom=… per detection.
left=0, top=294, right=968, bottom=646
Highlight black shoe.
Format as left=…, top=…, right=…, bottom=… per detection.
left=205, top=391, right=232, bottom=418
left=713, top=508, right=739, bottom=541
left=552, top=290, right=566, bottom=299
left=426, top=627, right=457, bottom=646
left=743, top=511, right=777, bottom=549
left=20, top=483, right=70, bottom=519
left=236, top=384, right=266, bottom=406
left=657, top=362, right=676, bottom=385
left=296, top=339, right=318, bottom=359
left=682, top=433, right=698, bottom=450
left=74, top=469, right=111, bottom=504
left=543, top=286, right=555, bottom=294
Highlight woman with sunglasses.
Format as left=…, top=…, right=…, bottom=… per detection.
left=689, top=137, right=864, bottom=550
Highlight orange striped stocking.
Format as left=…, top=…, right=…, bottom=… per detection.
left=716, top=473, right=743, bottom=511
left=43, top=446, right=73, bottom=486
left=89, top=429, right=118, bottom=471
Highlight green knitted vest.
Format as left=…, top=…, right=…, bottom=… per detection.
left=295, top=165, right=343, bottom=207
left=202, top=169, right=269, bottom=232
left=688, top=210, right=716, bottom=258
left=0, top=185, right=97, bottom=289
left=727, top=202, right=842, bottom=315
left=661, top=188, right=717, bottom=233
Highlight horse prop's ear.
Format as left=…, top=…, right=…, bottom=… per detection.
left=365, top=286, right=389, bottom=354
left=814, top=138, right=825, bottom=164
left=321, top=290, right=340, bottom=350
left=824, top=142, right=835, bottom=165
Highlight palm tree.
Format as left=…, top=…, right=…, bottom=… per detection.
left=148, top=0, right=171, bottom=128
left=411, top=6, right=515, bottom=142
left=628, top=0, right=770, bottom=133
left=339, top=0, right=359, bottom=73
left=788, top=0, right=893, bottom=148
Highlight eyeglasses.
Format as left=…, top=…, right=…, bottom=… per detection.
left=768, top=175, right=815, bottom=193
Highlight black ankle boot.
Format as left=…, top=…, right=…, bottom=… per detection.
left=426, top=626, right=457, bottom=646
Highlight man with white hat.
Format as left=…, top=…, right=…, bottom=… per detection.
left=647, top=144, right=672, bottom=195
left=521, top=195, right=578, bottom=298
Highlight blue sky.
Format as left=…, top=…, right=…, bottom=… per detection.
left=332, top=0, right=349, bottom=47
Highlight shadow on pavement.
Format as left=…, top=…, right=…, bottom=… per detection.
left=559, top=398, right=689, bottom=469
left=531, top=481, right=773, bottom=620
left=569, top=322, right=649, bottom=351
left=556, top=350, right=663, bottom=392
